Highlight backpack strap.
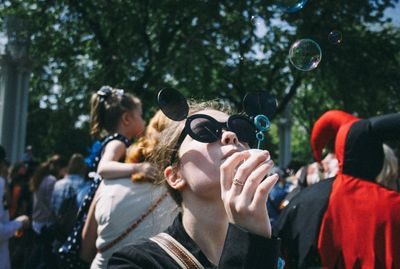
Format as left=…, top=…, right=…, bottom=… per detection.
left=97, top=191, right=169, bottom=253
left=150, top=232, right=205, bottom=269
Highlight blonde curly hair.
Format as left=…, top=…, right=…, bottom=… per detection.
left=125, top=110, right=171, bottom=182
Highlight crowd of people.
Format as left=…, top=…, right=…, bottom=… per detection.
left=1, top=87, right=399, bottom=269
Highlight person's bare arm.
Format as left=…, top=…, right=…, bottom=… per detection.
left=97, top=140, right=157, bottom=179
left=97, top=140, right=135, bottom=179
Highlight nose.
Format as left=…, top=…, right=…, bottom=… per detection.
left=221, top=130, right=238, bottom=145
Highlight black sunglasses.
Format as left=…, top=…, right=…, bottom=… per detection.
left=170, top=113, right=256, bottom=163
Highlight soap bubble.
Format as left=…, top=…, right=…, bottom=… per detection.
left=328, top=30, right=342, bottom=44
left=250, top=15, right=262, bottom=26
left=273, top=0, right=308, bottom=13
left=288, top=39, right=322, bottom=71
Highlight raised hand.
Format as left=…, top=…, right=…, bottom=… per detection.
left=220, top=149, right=278, bottom=238
left=132, top=162, right=158, bottom=180
left=15, top=215, right=29, bottom=228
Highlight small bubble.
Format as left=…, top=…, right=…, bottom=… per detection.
left=272, top=0, right=308, bottom=13
left=328, top=30, right=342, bottom=44
left=250, top=15, right=262, bottom=26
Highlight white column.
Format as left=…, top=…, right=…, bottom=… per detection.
left=0, top=61, right=6, bottom=143
left=0, top=17, right=31, bottom=163
left=18, top=68, right=30, bottom=160
left=0, top=54, right=31, bottom=163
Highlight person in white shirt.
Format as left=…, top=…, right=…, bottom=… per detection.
left=0, top=145, right=29, bottom=269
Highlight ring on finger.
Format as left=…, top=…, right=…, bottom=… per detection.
left=233, top=178, right=245, bottom=186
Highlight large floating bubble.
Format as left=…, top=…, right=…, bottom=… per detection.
left=328, top=30, right=342, bottom=44
left=288, top=39, right=322, bottom=71
left=273, top=0, right=308, bottom=13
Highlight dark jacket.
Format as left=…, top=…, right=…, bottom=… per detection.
left=109, top=214, right=281, bottom=269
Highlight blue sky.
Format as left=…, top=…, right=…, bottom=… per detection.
left=385, top=1, right=400, bottom=25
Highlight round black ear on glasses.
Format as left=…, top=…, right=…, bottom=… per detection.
left=243, top=91, right=278, bottom=118
left=157, top=88, right=189, bottom=121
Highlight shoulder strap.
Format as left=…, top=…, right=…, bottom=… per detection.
left=102, top=133, right=131, bottom=148
left=66, top=184, right=76, bottom=197
left=150, top=232, right=205, bottom=269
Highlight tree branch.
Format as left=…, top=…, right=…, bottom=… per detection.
left=275, top=77, right=302, bottom=117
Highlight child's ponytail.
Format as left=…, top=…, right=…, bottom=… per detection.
left=90, top=90, right=106, bottom=139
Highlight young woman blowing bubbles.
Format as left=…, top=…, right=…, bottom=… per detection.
left=109, top=90, right=281, bottom=269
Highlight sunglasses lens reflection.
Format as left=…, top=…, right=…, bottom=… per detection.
left=189, top=117, right=220, bottom=143
left=230, top=117, right=255, bottom=144
left=158, top=88, right=189, bottom=121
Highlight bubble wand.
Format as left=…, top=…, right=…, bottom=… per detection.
left=243, top=91, right=277, bottom=150
left=254, top=114, right=271, bottom=149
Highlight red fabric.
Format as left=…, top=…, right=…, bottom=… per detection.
left=310, top=110, right=358, bottom=162
left=10, top=185, right=22, bottom=219
left=318, top=175, right=400, bottom=268
left=317, top=117, right=400, bottom=269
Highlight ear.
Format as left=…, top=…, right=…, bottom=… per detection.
left=121, top=111, right=131, bottom=126
left=164, top=166, right=186, bottom=190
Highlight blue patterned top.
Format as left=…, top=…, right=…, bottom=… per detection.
left=84, top=133, right=131, bottom=172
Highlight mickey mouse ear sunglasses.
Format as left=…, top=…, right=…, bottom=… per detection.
left=157, top=88, right=277, bottom=163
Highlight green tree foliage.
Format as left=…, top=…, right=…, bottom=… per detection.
left=0, top=0, right=399, bottom=163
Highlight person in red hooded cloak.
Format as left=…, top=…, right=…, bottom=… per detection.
left=274, top=110, right=400, bottom=269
